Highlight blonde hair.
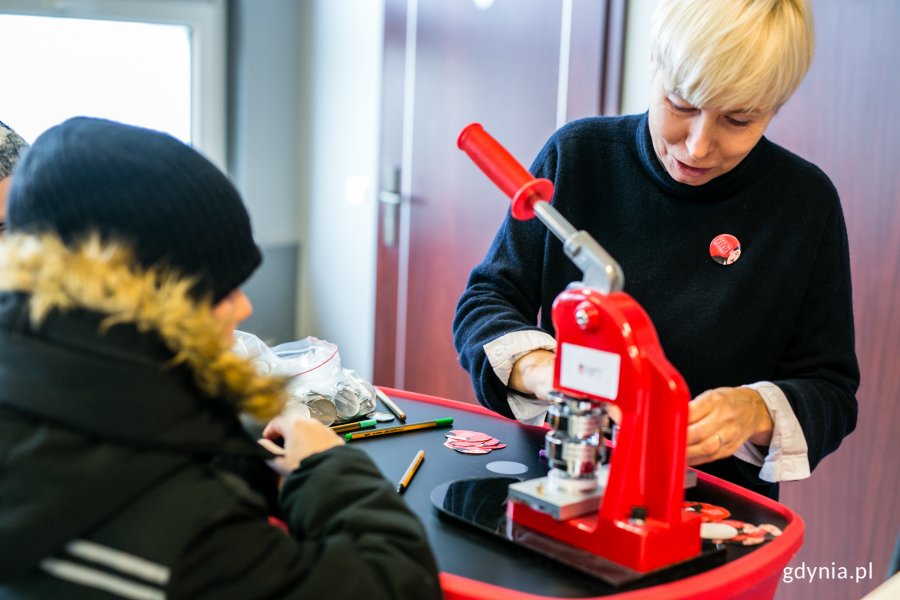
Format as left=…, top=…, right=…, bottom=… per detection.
left=650, top=0, right=814, bottom=113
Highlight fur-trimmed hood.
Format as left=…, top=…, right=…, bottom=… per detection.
left=0, top=236, right=290, bottom=580
left=0, top=233, right=286, bottom=421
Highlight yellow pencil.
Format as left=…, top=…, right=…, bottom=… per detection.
left=396, top=450, right=425, bottom=494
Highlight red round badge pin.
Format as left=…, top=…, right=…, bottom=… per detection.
left=710, top=234, right=741, bottom=265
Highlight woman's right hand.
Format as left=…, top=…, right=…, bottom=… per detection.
left=509, top=349, right=556, bottom=400
left=509, top=350, right=622, bottom=423
left=259, top=412, right=344, bottom=478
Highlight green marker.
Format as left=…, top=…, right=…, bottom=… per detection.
left=330, top=418, right=378, bottom=434
left=344, top=417, right=454, bottom=441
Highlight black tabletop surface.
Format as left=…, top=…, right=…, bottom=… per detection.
left=351, top=390, right=792, bottom=598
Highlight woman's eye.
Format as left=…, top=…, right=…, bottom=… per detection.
left=726, top=116, right=752, bottom=127
left=668, top=99, right=695, bottom=113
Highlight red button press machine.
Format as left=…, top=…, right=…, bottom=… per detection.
left=457, top=123, right=703, bottom=574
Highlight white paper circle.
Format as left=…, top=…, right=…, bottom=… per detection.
left=485, top=461, right=528, bottom=475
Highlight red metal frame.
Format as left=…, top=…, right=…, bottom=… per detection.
left=506, top=286, right=701, bottom=572
left=458, top=122, right=699, bottom=571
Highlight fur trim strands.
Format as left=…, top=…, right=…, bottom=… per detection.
left=0, top=233, right=286, bottom=420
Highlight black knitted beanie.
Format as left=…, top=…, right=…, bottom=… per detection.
left=7, top=117, right=261, bottom=303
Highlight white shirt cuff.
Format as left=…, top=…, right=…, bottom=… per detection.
left=507, top=391, right=554, bottom=426
left=483, top=330, right=557, bottom=424
left=734, top=381, right=810, bottom=483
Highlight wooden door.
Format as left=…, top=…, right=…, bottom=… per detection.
left=764, top=1, right=900, bottom=598
left=374, top=0, right=623, bottom=404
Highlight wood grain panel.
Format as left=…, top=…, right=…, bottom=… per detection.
left=402, top=0, right=564, bottom=403
left=765, top=2, right=900, bottom=598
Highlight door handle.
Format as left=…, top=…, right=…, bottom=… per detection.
left=379, top=167, right=402, bottom=248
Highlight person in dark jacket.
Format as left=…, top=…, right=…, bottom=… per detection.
left=0, top=119, right=30, bottom=230
left=0, top=117, right=442, bottom=599
left=453, top=0, right=858, bottom=500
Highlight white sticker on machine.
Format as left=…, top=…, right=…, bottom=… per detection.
left=558, top=342, right=620, bottom=400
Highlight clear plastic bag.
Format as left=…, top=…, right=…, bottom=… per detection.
left=233, top=331, right=377, bottom=425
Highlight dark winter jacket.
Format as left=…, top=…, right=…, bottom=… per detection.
left=0, top=234, right=441, bottom=599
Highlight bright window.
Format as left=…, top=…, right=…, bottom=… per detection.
left=0, top=0, right=225, bottom=166
left=0, top=15, right=191, bottom=143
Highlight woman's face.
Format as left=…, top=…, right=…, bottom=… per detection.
left=647, top=70, right=775, bottom=186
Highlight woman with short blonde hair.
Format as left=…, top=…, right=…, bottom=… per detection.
left=454, top=0, right=858, bottom=501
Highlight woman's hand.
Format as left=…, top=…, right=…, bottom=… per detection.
left=509, top=350, right=556, bottom=400
left=259, top=412, right=344, bottom=479
left=686, top=387, right=773, bottom=466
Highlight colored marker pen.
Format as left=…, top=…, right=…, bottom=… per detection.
left=330, top=419, right=377, bottom=434
left=344, top=417, right=454, bottom=441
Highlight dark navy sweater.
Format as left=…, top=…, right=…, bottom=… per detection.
left=452, top=113, right=859, bottom=498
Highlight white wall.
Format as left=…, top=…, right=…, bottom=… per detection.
left=296, top=0, right=384, bottom=380
left=228, top=0, right=304, bottom=346
left=230, top=0, right=302, bottom=246
left=621, top=0, right=660, bottom=115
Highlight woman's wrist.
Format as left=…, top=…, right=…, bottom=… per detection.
left=748, top=390, right=774, bottom=446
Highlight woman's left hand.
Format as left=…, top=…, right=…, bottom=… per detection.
left=686, top=387, right=773, bottom=466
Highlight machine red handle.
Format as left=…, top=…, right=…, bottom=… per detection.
left=457, top=123, right=554, bottom=220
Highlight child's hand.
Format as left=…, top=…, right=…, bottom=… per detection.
left=259, top=412, right=344, bottom=477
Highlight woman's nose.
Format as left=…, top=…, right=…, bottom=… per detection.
left=686, top=114, right=715, bottom=160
